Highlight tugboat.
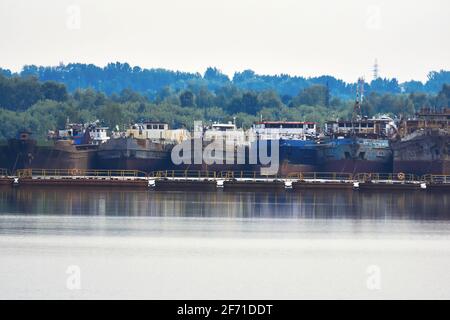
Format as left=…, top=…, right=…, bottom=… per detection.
left=392, top=107, right=450, bottom=176
left=320, top=78, right=396, bottom=174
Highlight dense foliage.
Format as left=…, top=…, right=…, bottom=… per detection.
left=0, top=70, right=449, bottom=141
left=1, top=63, right=450, bottom=99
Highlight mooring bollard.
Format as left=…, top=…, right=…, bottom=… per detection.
left=284, top=180, right=293, bottom=189
left=216, top=179, right=225, bottom=188
left=148, top=179, right=156, bottom=188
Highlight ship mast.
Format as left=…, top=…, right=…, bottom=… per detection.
left=352, top=77, right=364, bottom=121
left=351, top=77, right=365, bottom=136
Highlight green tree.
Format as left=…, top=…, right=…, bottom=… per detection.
left=179, top=90, right=195, bottom=107
left=99, top=102, right=124, bottom=128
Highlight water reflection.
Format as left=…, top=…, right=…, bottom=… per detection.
left=0, top=186, right=449, bottom=220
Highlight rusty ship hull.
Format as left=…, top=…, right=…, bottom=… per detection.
left=319, top=137, right=393, bottom=174
left=276, top=139, right=319, bottom=175
left=96, top=137, right=172, bottom=172
left=1, top=139, right=97, bottom=173
left=393, top=130, right=450, bottom=176
left=7, top=139, right=97, bottom=172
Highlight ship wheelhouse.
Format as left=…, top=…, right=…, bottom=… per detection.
left=325, top=117, right=396, bottom=139
left=250, top=121, right=317, bottom=141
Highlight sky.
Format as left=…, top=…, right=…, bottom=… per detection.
left=0, top=0, right=449, bottom=82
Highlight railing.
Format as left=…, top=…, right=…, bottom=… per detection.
left=148, top=170, right=356, bottom=181
left=11, top=168, right=450, bottom=185
left=16, top=168, right=148, bottom=178
left=149, top=170, right=264, bottom=179
left=422, top=175, right=450, bottom=184
left=354, top=172, right=419, bottom=182
left=286, top=172, right=354, bottom=181
left=0, top=168, right=8, bottom=177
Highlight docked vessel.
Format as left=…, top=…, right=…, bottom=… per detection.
left=96, top=122, right=188, bottom=172
left=4, top=124, right=109, bottom=173
left=320, top=79, right=396, bottom=174
left=319, top=135, right=393, bottom=173
left=201, top=122, right=250, bottom=171
left=392, top=108, right=450, bottom=176
left=0, top=130, right=36, bottom=173
left=169, top=122, right=251, bottom=172
left=248, top=121, right=320, bottom=175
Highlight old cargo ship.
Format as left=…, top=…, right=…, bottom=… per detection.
left=248, top=121, right=320, bottom=175
left=4, top=124, right=109, bottom=173
left=319, top=134, right=393, bottom=173
left=319, top=78, right=396, bottom=174
left=168, top=122, right=252, bottom=172
left=392, top=107, right=450, bottom=176
left=320, top=115, right=397, bottom=173
left=96, top=122, right=188, bottom=172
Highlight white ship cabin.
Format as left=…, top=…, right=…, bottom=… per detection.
left=325, top=116, right=396, bottom=138
left=203, top=122, right=247, bottom=145
left=90, top=127, right=110, bottom=145
left=250, top=121, right=317, bottom=141
left=126, top=122, right=189, bottom=143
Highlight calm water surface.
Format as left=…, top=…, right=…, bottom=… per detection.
left=0, top=186, right=449, bottom=299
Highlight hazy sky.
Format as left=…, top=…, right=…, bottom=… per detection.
left=1, top=0, right=449, bottom=82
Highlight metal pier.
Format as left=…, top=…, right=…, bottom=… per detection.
left=0, top=168, right=448, bottom=191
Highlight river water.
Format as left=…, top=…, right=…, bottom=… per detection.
left=0, top=186, right=449, bottom=299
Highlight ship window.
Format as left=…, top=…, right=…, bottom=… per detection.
left=339, top=123, right=345, bottom=127
left=146, top=125, right=151, bottom=129
left=308, top=124, right=314, bottom=129
left=159, top=124, right=164, bottom=129
left=368, top=123, right=374, bottom=128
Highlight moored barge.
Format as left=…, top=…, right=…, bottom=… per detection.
left=392, top=108, right=450, bottom=175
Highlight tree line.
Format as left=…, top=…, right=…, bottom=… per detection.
left=1, top=63, right=449, bottom=99
left=0, top=73, right=449, bottom=141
